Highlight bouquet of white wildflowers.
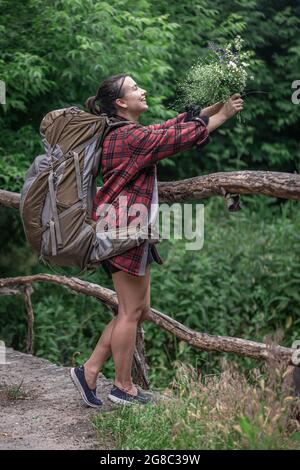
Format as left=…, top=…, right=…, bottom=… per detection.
left=176, top=36, right=254, bottom=122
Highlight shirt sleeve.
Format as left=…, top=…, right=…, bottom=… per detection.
left=146, top=112, right=187, bottom=130
left=186, top=115, right=211, bottom=149
left=126, top=117, right=209, bottom=169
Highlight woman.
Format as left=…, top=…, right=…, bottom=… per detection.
left=70, top=73, right=243, bottom=407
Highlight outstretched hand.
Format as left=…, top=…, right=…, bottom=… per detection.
left=220, top=93, right=244, bottom=120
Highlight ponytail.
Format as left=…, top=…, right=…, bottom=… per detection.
left=84, top=73, right=128, bottom=117
left=84, top=95, right=102, bottom=116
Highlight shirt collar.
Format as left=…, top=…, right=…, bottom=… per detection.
left=111, top=114, right=130, bottom=121
left=110, top=114, right=137, bottom=123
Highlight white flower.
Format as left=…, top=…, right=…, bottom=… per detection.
left=228, top=61, right=237, bottom=68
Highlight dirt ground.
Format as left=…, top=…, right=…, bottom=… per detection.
left=0, top=348, right=160, bottom=450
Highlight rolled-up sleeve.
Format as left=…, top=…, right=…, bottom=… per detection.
left=126, top=117, right=209, bottom=169
left=186, top=115, right=211, bottom=149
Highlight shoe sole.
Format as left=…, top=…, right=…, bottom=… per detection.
left=108, top=393, right=151, bottom=406
left=70, top=368, right=102, bottom=409
left=108, top=393, right=137, bottom=406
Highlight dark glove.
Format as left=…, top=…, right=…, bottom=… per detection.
left=184, top=103, right=202, bottom=121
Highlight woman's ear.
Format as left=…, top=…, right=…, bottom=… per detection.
left=115, top=98, right=127, bottom=109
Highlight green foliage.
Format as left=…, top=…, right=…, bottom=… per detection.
left=151, top=0, right=300, bottom=176
left=1, top=0, right=299, bottom=189
left=143, top=197, right=300, bottom=388
left=0, top=0, right=179, bottom=193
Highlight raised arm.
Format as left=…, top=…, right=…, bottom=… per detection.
left=126, top=117, right=209, bottom=170
left=146, top=112, right=187, bottom=130
left=126, top=93, right=244, bottom=170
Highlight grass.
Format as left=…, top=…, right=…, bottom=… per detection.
left=91, top=359, right=300, bottom=450
left=5, top=379, right=26, bottom=400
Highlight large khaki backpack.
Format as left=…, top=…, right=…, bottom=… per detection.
left=19, top=106, right=141, bottom=271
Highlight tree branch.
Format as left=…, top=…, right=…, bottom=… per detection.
left=1, top=171, right=300, bottom=210
left=157, top=171, right=300, bottom=203
left=24, top=285, right=34, bottom=354
left=0, top=274, right=296, bottom=365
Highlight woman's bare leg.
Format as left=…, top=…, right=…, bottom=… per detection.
left=111, top=266, right=151, bottom=395
left=84, top=265, right=151, bottom=392
left=83, top=317, right=117, bottom=389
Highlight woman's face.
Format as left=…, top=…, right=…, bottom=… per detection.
left=115, top=76, right=148, bottom=115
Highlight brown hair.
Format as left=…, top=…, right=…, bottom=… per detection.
left=85, top=73, right=128, bottom=116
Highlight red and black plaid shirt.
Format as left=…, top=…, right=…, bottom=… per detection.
left=92, top=111, right=209, bottom=276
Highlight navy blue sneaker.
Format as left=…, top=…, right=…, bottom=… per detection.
left=70, top=365, right=102, bottom=408
left=108, top=384, right=152, bottom=406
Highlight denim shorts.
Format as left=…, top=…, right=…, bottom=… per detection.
left=101, top=243, right=157, bottom=279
